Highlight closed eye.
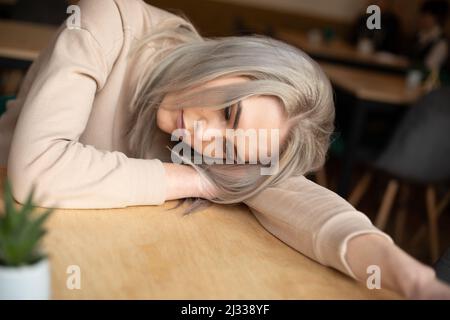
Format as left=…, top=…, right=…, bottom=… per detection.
left=224, top=105, right=232, bottom=121
left=223, top=101, right=242, bottom=130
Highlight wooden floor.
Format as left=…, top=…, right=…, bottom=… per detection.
left=0, top=168, right=399, bottom=299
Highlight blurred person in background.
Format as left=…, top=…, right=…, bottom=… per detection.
left=409, top=0, right=449, bottom=72
left=350, top=0, right=402, bottom=54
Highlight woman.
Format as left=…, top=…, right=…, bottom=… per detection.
left=410, top=0, right=449, bottom=72
left=0, top=0, right=449, bottom=299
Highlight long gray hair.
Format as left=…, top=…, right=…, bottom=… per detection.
left=125, top=14, right=334, bottom=213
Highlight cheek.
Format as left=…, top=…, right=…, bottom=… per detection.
left=156, top=108, right=174, bottom=133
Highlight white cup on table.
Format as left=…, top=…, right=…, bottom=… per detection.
left=357, top=38, right=374, bottom=55
left=406, top=70, right=423, bottom=90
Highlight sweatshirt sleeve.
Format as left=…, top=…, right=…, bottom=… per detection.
left=243, top=175, right=394, bottom=279
left=7, top=0, right=167, bottom=209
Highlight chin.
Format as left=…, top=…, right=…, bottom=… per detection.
left=155, top=115, right=172, bottom=134
left=159, top=124, right=174, bottom=135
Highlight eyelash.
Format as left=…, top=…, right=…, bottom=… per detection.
left=224, top=105, right=232, bottom=121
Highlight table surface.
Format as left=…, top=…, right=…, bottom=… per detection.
left=320, top=62, right=424, bottom=105
left=278, top=29, right=411, bottom=71
left=0, top=168, right=400, bottom=299
left=276, top=30, right=423, bottom=105
left=0, top=20, right=58, bottom=61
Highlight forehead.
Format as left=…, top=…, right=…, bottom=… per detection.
left=201, top=75, right=290, bottom=146
left=228, top=96, right=290, bottom=162
left=201, top=76, right=287, bottom=127
left=239, top=95, right=287, bottom=132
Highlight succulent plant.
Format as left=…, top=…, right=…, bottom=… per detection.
left=0, top=180, right=53, bottom=267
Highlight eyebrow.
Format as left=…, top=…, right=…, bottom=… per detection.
left=232, top=100, right=242, bottom=130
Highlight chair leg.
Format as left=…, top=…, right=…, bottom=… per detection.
left=315, top=167, right=327, bottom=188
left=410, top=190, right=450, bottom=247
left=348, top=172, right=373, bottom=207
left=437, top=191, right=450, bottom=214
left=394, top=184, right=409, bottom=245
left=375, top=179, right=399, bottom=230
left=426, top=186, right=440, bottom=263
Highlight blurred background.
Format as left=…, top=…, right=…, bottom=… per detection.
left=0, top=0, right=449, bottom=265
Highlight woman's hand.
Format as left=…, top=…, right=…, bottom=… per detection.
left=196, top=171, right=220, bottom=200
left=346, top=233, right=450, bottom=299
left=407, top=268, right=450, bottom=299
left=162, top=163, right=219, bottom=201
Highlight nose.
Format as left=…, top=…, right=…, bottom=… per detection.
left=183, top=111, right=205, bottom=139
left=182, top=110, right=228, bottom=160
left=183, top=108, right=224, bottom=142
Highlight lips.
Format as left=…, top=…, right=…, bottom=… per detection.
left=177, top=109, right=184, bottom=130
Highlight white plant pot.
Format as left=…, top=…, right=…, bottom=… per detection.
left=0, top=258, right=51, bottom=300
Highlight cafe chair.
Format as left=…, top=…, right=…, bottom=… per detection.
left=434, top=246, right=450, bottom=285
left=348, top=87, right=450, bottom=262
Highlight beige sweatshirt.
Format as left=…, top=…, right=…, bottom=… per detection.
left=0, top=0, right=393, bottom=279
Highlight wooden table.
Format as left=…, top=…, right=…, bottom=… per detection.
left=0, top=168, right=399, bottom=299
left=320, top=63, right=424, bottom=105
left=0, top=19, right=58, bottom=67
left=319, top=63, right=425, bottom=197
left=277, top=29, right=411, bottom=72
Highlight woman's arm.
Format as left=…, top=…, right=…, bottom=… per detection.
left=7, top=0, right=167, bottom=209
left=346, top=233, right=450, bottom=299
left=242, top=174, right=450, bottom=298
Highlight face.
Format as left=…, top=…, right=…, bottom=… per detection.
left=156, top=76, right=290, bottom=163
left=419, top=13, right=438, bottom=31
left=371, top=0, right=389, bottom=12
